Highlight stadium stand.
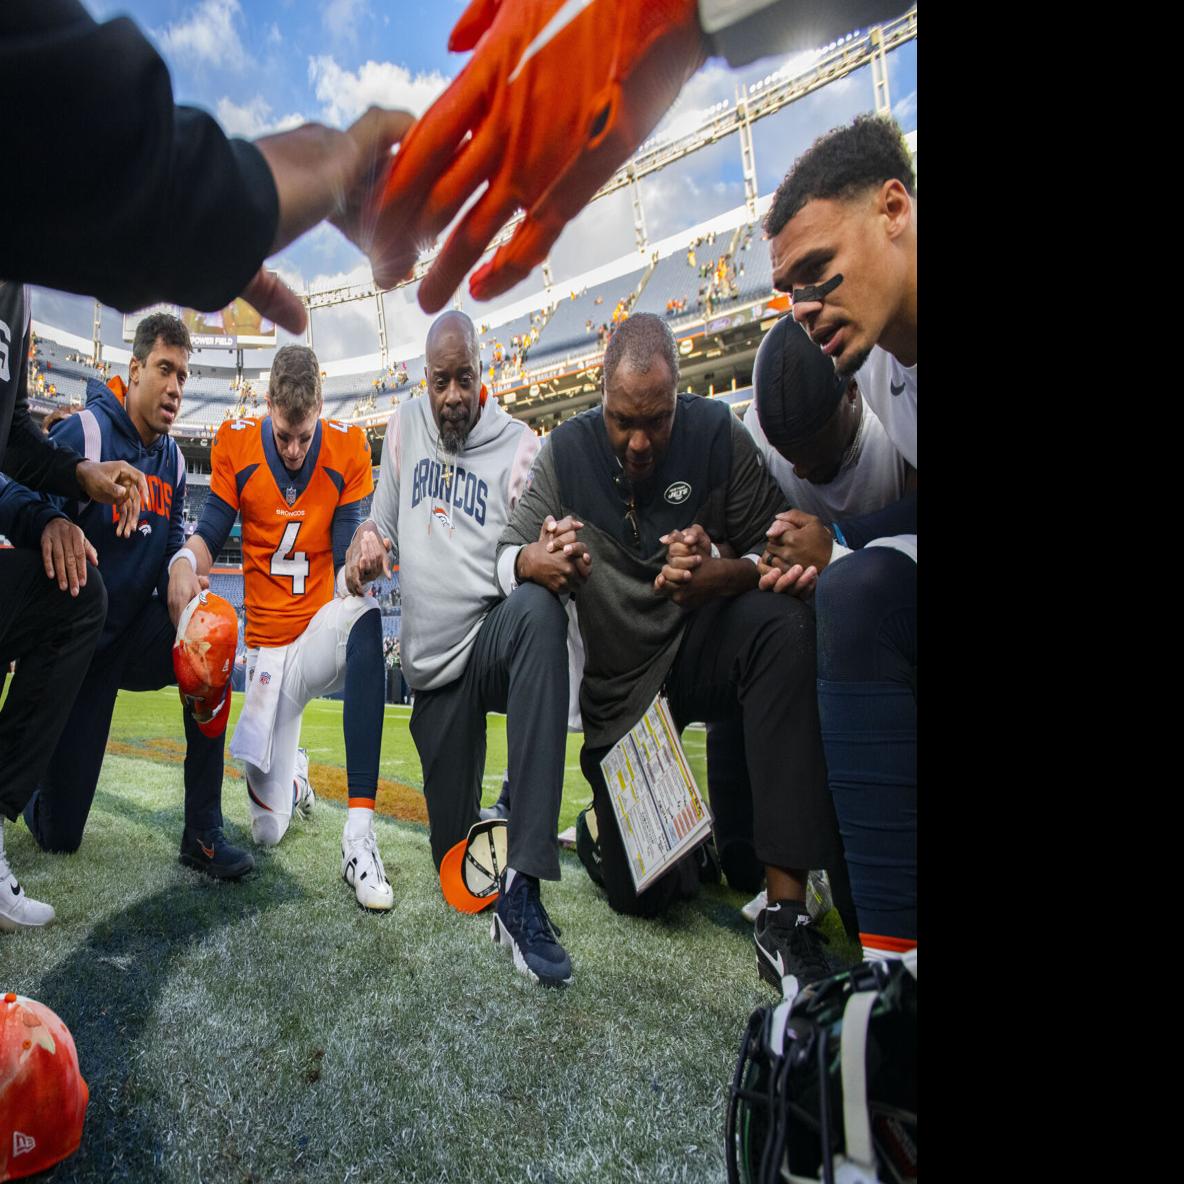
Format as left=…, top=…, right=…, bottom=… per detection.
left=527, top=265, right=649, bottom=369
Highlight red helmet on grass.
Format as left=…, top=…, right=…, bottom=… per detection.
left=0, top=992, right=89, bottom=1182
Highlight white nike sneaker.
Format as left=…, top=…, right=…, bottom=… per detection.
left=341, top=826, right=394, bottom=911
left=293, top=747, right=315, bottom=819
left=740, top=887, right=767, bottom=924
left=0, top=853, right=55, bottom=933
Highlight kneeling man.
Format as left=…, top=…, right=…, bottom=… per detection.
left=168, top=345, right=392, bottom=910
left=345, top=311, right=575, bottom=985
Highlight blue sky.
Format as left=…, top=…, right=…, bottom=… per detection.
left=35, top=1, right=916, bottom=362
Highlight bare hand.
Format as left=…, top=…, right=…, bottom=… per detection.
left=517, top=515, right=591, bottom=593
left=540, top=514, right=584, bottom=552
left=653, top=525, right=748, bottom=609
left=167, top=561, right=207, bottom=629
left=764, top=509, right=834, bottom=575
left=659, top=523, right=712, bottom=561
left=250, top=108, right=416, bottom=334
left=41, top=517, right=98, bottom=596
left=76, top=459, right=150, bottom=537
left=757, top=559, right=818, bottom=597
left=344, top=520, right=392, bottom=596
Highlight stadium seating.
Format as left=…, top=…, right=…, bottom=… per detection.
left=527, top=267, right=649, bottom=369
left=208, top=572, right=244, bottom=608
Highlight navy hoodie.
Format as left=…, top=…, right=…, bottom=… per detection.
left=0, top=377, right=185, bottom=651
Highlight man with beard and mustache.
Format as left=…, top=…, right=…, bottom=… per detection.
left=344, top=311, right=577, bottom=987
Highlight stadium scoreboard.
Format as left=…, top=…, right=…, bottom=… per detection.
left=123, top=296, right=277, bottom=349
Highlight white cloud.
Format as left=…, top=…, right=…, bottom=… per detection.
left=323, top=0, right=369, bottom=42
left=216, top=95, right=304, bottom=139
left=158, top=0, right=247, bottom=71
left=308, top=55, right=450, bottom=127
left=309, top=288, right=380, bottom=362
left=267, top=22, right=283, bottom=45
left=892, top=89, right=917, bottom=129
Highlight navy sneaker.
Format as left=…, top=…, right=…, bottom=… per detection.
left=753, top=899, right=838, bottom=992
left=179, top=828, right=255, bottom=881
left=491, top=872, right=573, bottom=987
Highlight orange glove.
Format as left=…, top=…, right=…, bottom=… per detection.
left=372, top=0, right=707, bottom=313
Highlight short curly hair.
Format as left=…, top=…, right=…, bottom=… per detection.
left=602, top=312, right=679, bottom=390
left=268, top=344, right=322, bottom=420
left=132, top=311, right=191, bottom=363
left=764, top=115, right=915, bottom=238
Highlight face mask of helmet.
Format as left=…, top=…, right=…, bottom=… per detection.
left=725, top=953, right=917, bottom=1184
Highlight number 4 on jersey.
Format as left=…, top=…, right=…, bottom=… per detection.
left=270, top=521, right=309, bottom=594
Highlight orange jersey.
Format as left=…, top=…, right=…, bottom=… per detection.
left=210, top=416, right=373, bottom=647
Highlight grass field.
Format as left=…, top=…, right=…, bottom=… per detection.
left=1, top=690, right=848, bottom=1182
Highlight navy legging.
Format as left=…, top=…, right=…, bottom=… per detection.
left=815, top=547, right=916, bottom=945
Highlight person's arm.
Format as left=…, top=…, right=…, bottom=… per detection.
left=495, top=442, right=590, bottom=596
left=652, top=415, right=783, bottom=608
left=342, top=419, right=393, bottom=596
left=761, top=489, right=918, bottom=592
left=653, top=524, right=760, bottom=608
left=836, top=489, right=917, bottom=550
left=0, top=476, right=97, bottom=598
left=1, top=2, right=412, bottom=332
left=167, top=432, right=237, bottom=624
left=157, top=464, right=187, bottom=604
left=0, top=474, right=67, bottom=550
left=5, top=387, right=149, bottom=534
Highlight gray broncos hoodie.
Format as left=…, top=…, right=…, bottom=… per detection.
left=369, top=393, right=537, bottom=690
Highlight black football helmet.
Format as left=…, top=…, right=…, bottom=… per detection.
left=725, top=952, right=917, bottom=1184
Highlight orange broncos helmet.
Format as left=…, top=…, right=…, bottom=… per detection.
left=0, top=993, right=89, bottom=1182
left=173, top=590, right=238, bottom=738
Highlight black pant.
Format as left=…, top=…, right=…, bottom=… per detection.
left=409, top=583, right=569, bottom=879
left=0, top=547, right=107, bottom=820
left=22, top=598, right=225, bottom=852
left=581, top=590, right=845, bottom=918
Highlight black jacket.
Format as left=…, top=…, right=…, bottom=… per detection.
left=0, top=282, right=84, bottom=507
left=0, top=0, right=277, bottom=314
left=498, top=395, right=787, bottom=747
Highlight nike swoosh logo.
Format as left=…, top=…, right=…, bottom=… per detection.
left=890, top=380, right=906, bottom=397
left=509, top=0, right=599, bottom=83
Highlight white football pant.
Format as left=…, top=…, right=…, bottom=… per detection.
left=243, top=594, right=377, bottom=846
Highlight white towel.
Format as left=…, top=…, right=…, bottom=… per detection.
left=865, top=533, right=917, bottom=564
left=230, top=645, right=289, bottom=773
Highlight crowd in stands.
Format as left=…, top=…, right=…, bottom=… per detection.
left=228, top=376, right=260, bottom=419
left=26, top=212, right=784, bottom=432
left=479, top=308, right=549, bottom=386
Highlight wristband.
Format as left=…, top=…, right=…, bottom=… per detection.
left=168, top=548, right=197, bottom=575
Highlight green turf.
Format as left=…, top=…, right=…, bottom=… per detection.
left=1, top=692, right=849, bottom=1183
left=104, top=687, right=708, bottom=833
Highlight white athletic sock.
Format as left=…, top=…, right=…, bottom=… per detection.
left=504, top=866, right=518, bottom=891
left=345, top=806, right=374, bottom=839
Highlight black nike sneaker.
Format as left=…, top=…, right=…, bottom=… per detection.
left=179, top=827, right=255, bottom=881
left=753, top=899, right=839, bottom=992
